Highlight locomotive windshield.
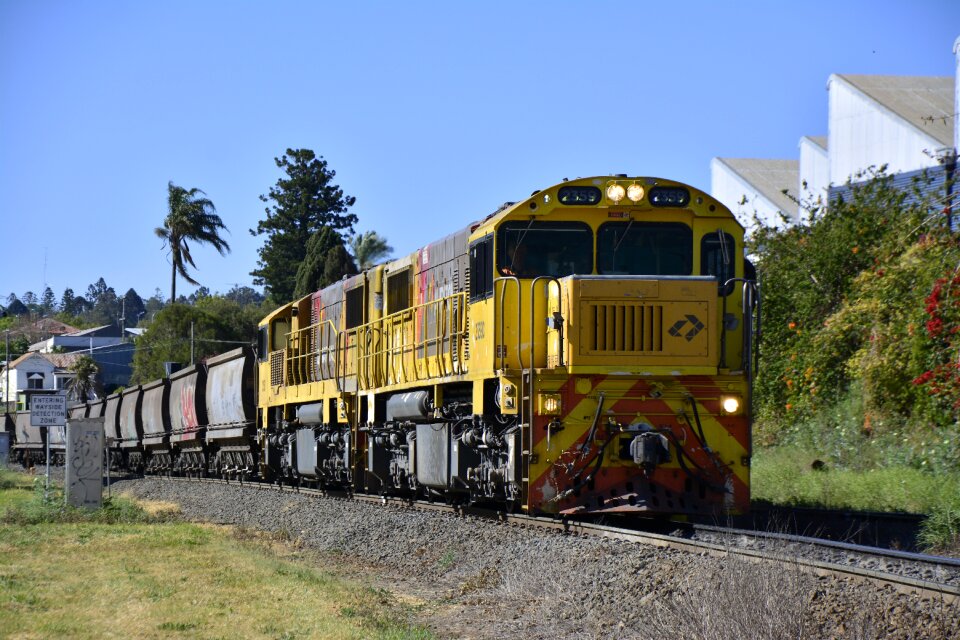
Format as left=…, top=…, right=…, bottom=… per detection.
left=597, top=222, right=692, bottom=275
left=497, top=221, right=592, bottom=278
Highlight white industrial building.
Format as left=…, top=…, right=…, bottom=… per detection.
left=712, top=36, right=960, bottom=229
left=710, top=158, right=800, bottom=228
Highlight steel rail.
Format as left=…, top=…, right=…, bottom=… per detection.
left=158, top=475, right=959, bottom=603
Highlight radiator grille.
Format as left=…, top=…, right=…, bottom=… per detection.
left=585, top=303, right=663, bottom=352
left=270, top=350, right=285, bottom=386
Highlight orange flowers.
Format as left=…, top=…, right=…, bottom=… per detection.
left=852, top=246, right=860, bottom=254
left=788, top=321, right=797, bottom=330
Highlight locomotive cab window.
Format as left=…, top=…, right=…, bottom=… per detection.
left=270, top=318, right=289, bottom=352
left=469, top=235, right=493, bottom=302
left=345, top=285, right=365, bottom=329
left=597, top=222, right=692, bottom=275
left=497, top=221, right=592, bottom=278
left=387, top=269, right=411, bottom=313
left=701, top=231, right=736, bottom=296
left=257, top=326, right=268, bottom=361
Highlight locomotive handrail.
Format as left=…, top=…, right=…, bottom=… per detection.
left=494, top=276, right=521, bottom=371
left=529, top=276, right=562, bottom=370
left=719, top=278, right=760, bottom=377
left=360, top=325, right=385, bottom=390
left=284, top=318, right=341, bottom=385
left=337, top=292, right=469, bottom=391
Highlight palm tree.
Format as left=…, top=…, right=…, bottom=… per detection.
left=349, top=230, right=393, bottom=270
left=155, top=182, right=231, bottom=302
left=68, top=355, right=99, bottom=401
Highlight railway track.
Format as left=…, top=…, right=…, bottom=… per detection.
left=160, top=474, right=960, bottom=604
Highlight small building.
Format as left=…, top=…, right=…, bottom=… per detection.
left=5, top=317, right=80, bottom=346
left=91, top=343, right=136, bottom=392
left=0, top=351, right=87, bottom=409
left=29, top=323, right=125, bottom=354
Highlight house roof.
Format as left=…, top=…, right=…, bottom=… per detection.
left=67, top=324, right=114, bottom=337
left=834, top=74, right=954, bottom=147
left=715, top=158, right=799, bottom=216
left=3, top=351, right=84, bottom=372
left=32, top=318, right=81, bottom=335
left=4, top=317, right=81, bottom=341
left=43, top=353, right=85, bottom=369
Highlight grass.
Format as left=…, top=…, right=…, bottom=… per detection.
left=752, top=388, right=960, bottom=553
left=753, top=446, right=960, bottom=554
left=0, top=468, right=433, bottom=640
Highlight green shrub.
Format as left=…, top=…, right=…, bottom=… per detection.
left=751, top=168, right=960, bottom=467
left=0, top=476, right=169, bottom=526
left=919, top=501, right=960, bottom=553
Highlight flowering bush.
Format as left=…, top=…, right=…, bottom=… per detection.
left=751, top=168, right=959, bottom=450
left=913, top=270, right=960, bottom=412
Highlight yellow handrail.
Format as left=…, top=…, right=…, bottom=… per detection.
left=279, top=293, right=469, bottom=394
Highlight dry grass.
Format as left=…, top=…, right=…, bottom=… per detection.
left=637, top=554, right=868, bottom=640
left=487, top=539, right=960, bottom=640
left=136, top=498, right=183, bottom=518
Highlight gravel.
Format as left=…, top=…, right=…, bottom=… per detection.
left=112, top=477, right=960, bottom=640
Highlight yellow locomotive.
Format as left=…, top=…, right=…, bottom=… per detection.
left=257, top=176, right=757, bottom=517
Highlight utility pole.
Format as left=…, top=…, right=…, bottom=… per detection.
left=190, top=321, right=195, bottom=365
left=4, top=330, right=9, bottom=413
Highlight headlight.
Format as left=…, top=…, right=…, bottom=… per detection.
left=606, top=184, right=625, bottom=204
left=720, top=395, right=742, bottom=415
left=627, top=184, right=645, bottom=202
left=538, top=393, right=562, bottom=415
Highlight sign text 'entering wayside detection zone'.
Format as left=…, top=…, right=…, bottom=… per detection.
left=30, top=394, right=66, bottom=427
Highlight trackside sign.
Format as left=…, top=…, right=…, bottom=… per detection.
left=30, top=394, right=67, bottom=427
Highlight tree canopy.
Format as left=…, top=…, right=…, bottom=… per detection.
left=68, top=355, right=100, bottom=401
left=250, top=149, right=357, bottom=303
left=751, top=168, right=959, bottom=462
left=293, top=227, right=359, bottom=299
left=156, top=182, right=231, bottom=303
left=121, top=288, right=146, bottom=328
left=130, top=303, right=252, bottom=383
left=350, top=230, right=393, bottom=270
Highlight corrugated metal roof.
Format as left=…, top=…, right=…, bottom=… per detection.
left=829, top=164, right=956, bottom=229
left=66, top=324, right=113, bottom=337
left=835, top=75, right=954, bottom=147
left=715, top=158, right=799, bottom=215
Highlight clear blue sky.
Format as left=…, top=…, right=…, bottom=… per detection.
left=2, top=1, right=958, bottom=303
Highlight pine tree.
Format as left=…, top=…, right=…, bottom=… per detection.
left=251, top=149, right=357, bottom=303
left=60, top=288, right=77, bottom=316
left=293, top=227, right=358, bottom=299
left=40, top=287, right=57, bottom=315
